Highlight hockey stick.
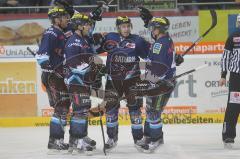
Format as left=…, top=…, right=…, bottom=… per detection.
left=173, top=64, right=208, bottom=80
left=129, top=64, right=208, bottom=97
left=98, top=102, right=107, bottom=155
left=27, top=47, right=64, bottom=78
left=27, top=47, right=36, bottom=57
left=182, top=10, right=217, bottom=56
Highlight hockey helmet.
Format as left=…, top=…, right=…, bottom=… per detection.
left=148, top=17, right=170, bottom=33
left=116, top=16, right=131, bottom=26
left=48, top=7, right=69, bottom=19
left=71, top=13, right=94, bottom=29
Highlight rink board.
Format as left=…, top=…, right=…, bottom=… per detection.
left=0, top=113, right=230, bottom=127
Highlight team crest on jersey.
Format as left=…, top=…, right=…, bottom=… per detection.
left=233, top=37, right=240, bottom=43
left=120, top=39, right=136, bottom=49
left=153, top=43, right=162, bottom=54
left=125, top=42, right=136, bottom=48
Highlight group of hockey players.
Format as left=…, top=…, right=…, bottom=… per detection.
left=36, top=0, right=184, bottom=154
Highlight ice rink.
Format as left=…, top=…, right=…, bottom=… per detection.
left=1, top=124, right=240, bottom=159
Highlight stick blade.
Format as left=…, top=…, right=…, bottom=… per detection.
left=210, top=10, right=217, bottom=28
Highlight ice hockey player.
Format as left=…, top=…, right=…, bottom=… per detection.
left=96, top=16, right=151, bottom=151
left=36, top=7, right=71, bottom=152
left=64, top=13, right=100, bottom=154
left=138, top=16, right=177, bottom=153
left=138, top=6, right=184, bottom=66
left=51, top=0, right=103, bottom=38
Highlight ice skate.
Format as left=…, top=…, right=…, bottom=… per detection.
left=47, top=138, right=69, bottom=155
left=105, top=137, right=118, bottom=152
left=83, top=136, right=96, bottom=149
left=134, top=136, right=150, bottom=152
left=68, top=137, right=95, bottom=155
left=140, top=137, right=164, bottom=153
left=223, top=138, right=234, bottom=149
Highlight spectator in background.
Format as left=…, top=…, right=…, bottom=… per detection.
left=73, top=0, right=97, bottom=5
left=177, top=0, right=195, bottom=12
left=0, top=0, right=19, bottom=13
left=73, top=0, right=97, bottom=12
left=20, top=0, right=51, bottom=12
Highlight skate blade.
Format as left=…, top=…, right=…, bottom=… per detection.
left=84, top=150, right=94, bottom=156
left=224, top=143, right=234, bottom=149
left=47, top=149, right=68, bottom=155
left=134, top=144, right=147, bottom=153
left=140, top=142, right=163, bottom=154
left=70, top=148, right=94, bottom=156
left=105, top=143, right=117, bottom=152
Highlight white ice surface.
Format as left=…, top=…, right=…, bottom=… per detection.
left=0, top=124, right=240, bottom=159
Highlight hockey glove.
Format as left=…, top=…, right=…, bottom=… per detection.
left=89, top=6, right=103, bottom=21
left=36, top=54, right=53, bottom=72
left=175, top=54, right=184, bottom=66
left=89, top=105, right=105, bottom=117
left=92, top=33, right=104, bottom=45
left=138, top=6, right=153, bottom=28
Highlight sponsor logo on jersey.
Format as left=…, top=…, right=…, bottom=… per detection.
left=233, top=37, right=240, bottom=42
left=153, top=43, right=162, bottom=54
left=229, top=91, right=240, bottom=104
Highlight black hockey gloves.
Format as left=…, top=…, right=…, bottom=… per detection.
left=89, top=6, right=103, bottom=21
left=138, top=6, right=153, bottom=28
left=175, top=54, right=184, bottom=66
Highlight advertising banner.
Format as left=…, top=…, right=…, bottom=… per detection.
left=199, top=10, right=240, bottom=42
left=37, top=54, right=228, bottom=117
left=168, top=54, right=228, bottom=114
left=0, top=16, right=198, bottom=47
left=95, top=16, right=199, bottom=43
left=0, top=61, right=37, bottom=117
left=174, top=41, right=225, bottom=54
left=0, top=45, right=38, bottom=58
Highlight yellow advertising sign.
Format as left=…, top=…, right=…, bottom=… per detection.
left=0, top=62, right=37, bottom=117
left=0, top=114, right=235, bottom=127
left=199, top=10, right=240, bottom=42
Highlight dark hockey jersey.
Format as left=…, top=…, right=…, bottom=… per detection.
left=103, top=32, right=150, bottom=80
left=64, top=33, right=94, bottom=68
left=37, top=26, right=66, bottom=69
left=148, top=33, right=176, bottom=80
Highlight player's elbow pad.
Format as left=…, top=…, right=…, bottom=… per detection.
left=36, top=54, right=50, bottom=68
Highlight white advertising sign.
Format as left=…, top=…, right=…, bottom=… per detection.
left=168, top=54, right=228, bottom=113
left=36, top=54, right=228, bottom=116
left=95, top=16, right=199, bottom=42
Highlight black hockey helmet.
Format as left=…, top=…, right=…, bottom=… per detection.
left=116, top=16, right=132, bottom=26
left=148, top=17, right=170, bottom=33
left=48, top=7, right=69, bottom=19
left=70, top=13, right=94, bottom=30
